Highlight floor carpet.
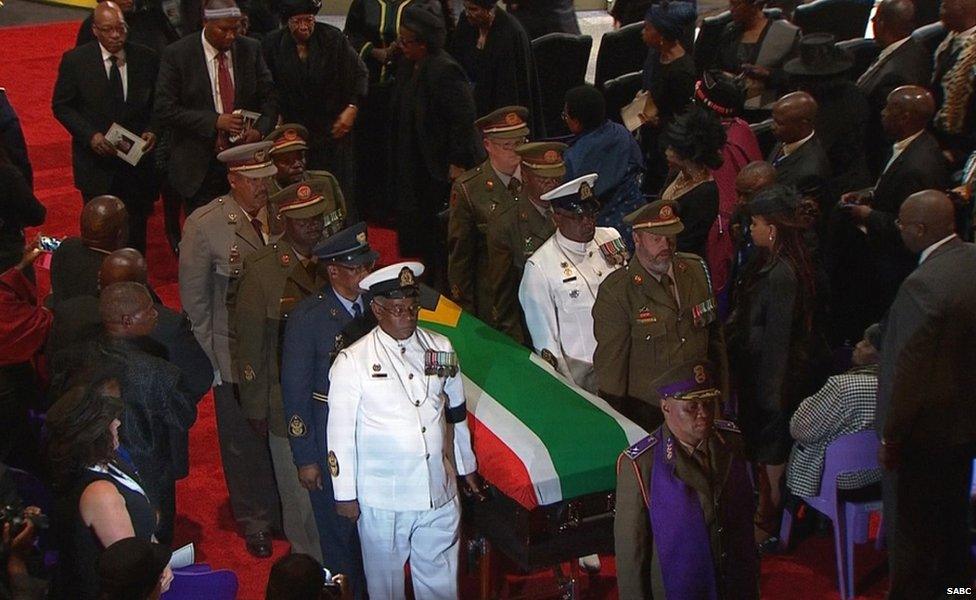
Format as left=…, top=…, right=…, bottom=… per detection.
left=1, top=19, right=890, bottom=599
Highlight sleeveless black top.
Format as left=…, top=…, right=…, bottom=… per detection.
left=52, top=461, right=156, bottom=600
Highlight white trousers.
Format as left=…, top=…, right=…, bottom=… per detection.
left=358, top=496, right=460, bottom=600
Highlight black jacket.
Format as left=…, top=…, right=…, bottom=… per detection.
left=769, top=134, right=832, bottom=197
left=504, top=0, right=580, bottom=39
left=154, top=33, right=278, bottom=198
left=0, top=164, right=44, bottom=273
left=52, top=41, right=159, bottom=199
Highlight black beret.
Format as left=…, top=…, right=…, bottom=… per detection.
left=278, top=0, right=321, bottom=19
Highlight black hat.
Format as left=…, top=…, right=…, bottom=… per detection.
left=694, top=70, right=746, bottom=117
left=542, top=174, right=600, bottom=215
left=748, top=184, right=799, bottom=216
left=278, top=0, right=321, bottom=19
left=98, top=538, right=172, bottom=600
left=644, top=1, right=696, bottom=41
left=312, top=222, right=380, bottom=266
left=784, top=33, right=853, bottom=77
left=402, top=4, right=446, bottom=49
left=359, top=261, right=424, bottom=299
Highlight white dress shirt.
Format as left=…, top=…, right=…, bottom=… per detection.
left=99, top=43, right=127, bottom=101
left=201, top=31, right=234, bottom=112
left=519, top=227, right=623, bottom=391
left=918, top=234, right=957, bottom=264
left=880, top=129, right=925, bottom=176
left=327, top=326, right=477, bottom=511
left=856, top=36, right=910, bottom=87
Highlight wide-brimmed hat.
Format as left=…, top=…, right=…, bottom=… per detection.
left=784, top=33, right=853, bottom=77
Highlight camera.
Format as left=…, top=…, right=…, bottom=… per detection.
left=0, top=503, right=49, bottom=539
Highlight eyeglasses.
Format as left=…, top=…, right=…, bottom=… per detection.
left=336, top=262, right=374, bottom=275
left=488, top=138, right=525, bottom=152
left=373, top=301, right=421, bottom=317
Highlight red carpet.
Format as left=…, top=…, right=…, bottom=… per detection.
left=1, top=20, right=889, bottom=599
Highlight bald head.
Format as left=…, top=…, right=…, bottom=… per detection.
left=882, top=85, right=936, bottom=139
left=898, top=190, right=957, bottom=253
left=874, top=0, right=916, bottom=45
left=736, top=161, right=777, bottom=204
left=81, top=196, right=129, bottom=251
left=771, top=92, right=818, bottom=143
left=99, top=248, right=147, bottom=289
left=94, top=1, right=123, bottom=19
left=100, top=281, right=157, bottom=338
left=941, top=0, right=976, bottom=33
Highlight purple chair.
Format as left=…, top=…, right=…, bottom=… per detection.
left=161, top=564, right=238, bottom=600
left=778, top=431, right=882, bottom=600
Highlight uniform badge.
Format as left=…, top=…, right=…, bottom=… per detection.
left=327, top=451, right=339, bottom=476
left=297, top=184, right=312, bottom=201
left=243, top=364, right=255, bottom=381
left=693, top=363, right=707, bottom=384
left=692, top=298, right=717, bottom=328
left=544, top=150, right=559, bottom=163
left=284, top=128, right=298, bottom=141
left=330, top=307, right=338, bottom=317
left=229, top=244, right=240, bottom=264
left=228, top=212, right=238, bottom=223
left=599, top=237, right=629, bottom=266
left=289, top=415, right=307, bottom=438
left=659, top=204, right=674, bottom=220
left=372, top=364, right=381, bottom=372
left=523, top=237, right=535, bottom=254
left=633, top=274, right=643, bottom=286
left=540, top=348, right=558, bottom=369
left=280, top=253, right=291, bottom=266
left=490, top=201, right=497, bottom=212
left=486, top=179, right=494, bottom=191
left=665, top=436, right=674, bottom=461
left=333, top=333, right=345, bottom=352
left=569, top=289, right=580, bottom=299
left=505, top=112, right=520, bottom=126
left=677, top=261, right=688, bottom=272
left=424, top=349, right=459, bottom=377
left=636, top=307, right=656, bottom=324
left=399, top=266, right=415, bottom=286
left=579, top=181, right=593, bottom=200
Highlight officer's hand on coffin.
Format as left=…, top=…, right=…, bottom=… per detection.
left=462, top=472, right=487, bottom=502
left=336, top=500, right=360, bottom=522
left=297, top=464, right=323, bottom=491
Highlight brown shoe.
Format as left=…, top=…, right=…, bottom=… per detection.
left=245, top=531, right=273, bottom=558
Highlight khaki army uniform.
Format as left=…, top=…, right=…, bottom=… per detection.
left=268, top=170, right=347, bottom=237
left=615, top=421, right=758, bottom=600
left=447, top=159, right=520, bottom=318
left=593, top=253, right=728, bottom=430
left=485, top=196, right=554, bottom=343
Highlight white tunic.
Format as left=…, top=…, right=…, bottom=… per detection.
left=518, top=227, right=623, bottom=390
left=327, top=325, right=477, bottom=512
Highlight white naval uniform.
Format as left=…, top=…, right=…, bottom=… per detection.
left=519, top=227, right=623, bottom=392
left=327, top=325, right=477, bottom=600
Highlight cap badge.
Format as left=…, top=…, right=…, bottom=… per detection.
left=544, top=150, right=559, bottom=163
left=284, top=128, right=298, bottom=141
left=297, top=184, right=312, bottom=201
left=579, top=181, right=593, bottom=200
left=254, top=149, right=267, bottom=162
left=505, top=112, right=520, bottom=125
left=356, top=232, right=367, bottom=244
left=694, top=364, right=707, bottom=384
left=399, top=266, right=415, bottom=287
left=486, top=179, right=494, bottom=190
left=289, top=415, right=307, bottom=438
left=660, top=205, right=674, bottom=220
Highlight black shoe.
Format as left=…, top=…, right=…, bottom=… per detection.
left=245, top=531, right=273, bottom=558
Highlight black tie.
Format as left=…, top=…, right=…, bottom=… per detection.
left=352, top=302, right=362, bottom=319
left=108, top=55, right=124, bottom=108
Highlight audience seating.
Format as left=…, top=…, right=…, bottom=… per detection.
left=161, top=564, right=238, bottom=600
left=693, top=8, right=784, bottom=74
left=836, top=37, right=881, bottom=81
left=531, top=33, right=593, bottom=137
left=602, top=71, right=643, bottom=125
left=793, top=0, right=874, bottom=41
left=778, top=431, right=883, bottom=600
left=911, top=21, right=948, bottom=56
left=594, top=22, right=647, bottom=91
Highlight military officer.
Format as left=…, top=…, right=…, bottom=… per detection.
left=280, top=222, right=378, bottom=598
left=593, top=198, right=728, bottom=433
left=265, top=123, right=349, bottom=232
left=232, top=180, right=336, bottom=559
left=447, top=106, right=530, bottom=318
left=485, top=141, right=565, bottom=343
left=328, top=262, right=481, bottom=600
left=178, top=140, right=282, bottom=557
left=518, top=173, right=627, bottom=393
left=615, top=361, right=758, bottom=600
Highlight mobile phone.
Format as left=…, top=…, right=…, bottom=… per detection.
left=321, top=567, right=340, bottom=589
left=39, top=236, right=63, bottom=252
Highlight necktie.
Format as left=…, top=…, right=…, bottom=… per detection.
left=250, top=217, right=264, bottom=244
left=216, top=51, right=235, bottom=114
left=507, top=178, right=521, bottom=196
left=661, top=273, right=679, bottom=306
left=108, top=55, right=124, bottom=108
left=352, top=302, right=362, bottom=319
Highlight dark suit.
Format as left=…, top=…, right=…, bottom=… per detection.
left=154, top=32, right=278, bottom=209
left=878, top=237, right=976, bottom=598
left=856, top=38, right=932, bottom=177
left=768, top=134, right=832, bottom=204
left=52, top=41, right=159, bottom=253
left=75, top=9, right=180, bottom=54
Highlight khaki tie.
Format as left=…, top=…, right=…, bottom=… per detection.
left=661, top=273, right=679, bottom=307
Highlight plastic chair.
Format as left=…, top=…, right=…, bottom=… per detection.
left=794, top=0, right=874, bottom=41
left=595, top=23, right=646, bottom=90
left=836, top=38, right=880, bottom=81
left=162, top=565, right=238, bottom=600
left=779, top=431, right=882, bottom=600
left=531, top=33, right=593, bottom=137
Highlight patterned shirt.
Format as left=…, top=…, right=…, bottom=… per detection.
left=786, top=366, right=883, bottom=497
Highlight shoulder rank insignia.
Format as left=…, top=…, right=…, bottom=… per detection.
left=713, top=419, right=741, bottom=434
left=633, top=273, right=643, bottom=286
left=289, top=415, right=307, bottom=438
left=425, top=349, right=459, bottom=377
left=624, top=435, right=658, bottom=460
left=280, top=253, right=291, bottom=266
left=243, top=364, right=255, bottom=382
left=327, top=451, right=339, bottom=477
left=333, top=333, right=345, bottom=352
left=599, top=237, right=629, bottom=266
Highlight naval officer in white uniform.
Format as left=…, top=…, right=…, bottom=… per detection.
left=518, top=173, right=627, bottom=394
left=327, top=261, right=482, bottom=599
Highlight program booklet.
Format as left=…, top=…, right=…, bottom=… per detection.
left=104, top=123, right=147, bottom=166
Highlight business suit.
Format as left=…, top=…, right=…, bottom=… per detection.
left=155, top=32, right=278, bottom=211
left=52, top=40, right=159, bottom=253
left=856, top=37, right=932, bottom=177
left=768, top=135, right=832, bottom=208
left=178, top=193, right=282, bottom=537
left=280, top=288, right=372, bottom=598
left=878, top=237, right=976, bottom=598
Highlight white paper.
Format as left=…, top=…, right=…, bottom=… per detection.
left=228, top=109, right=261, bottom=144
left=168, top=543, right=195, bottom=569
left=104, top=123, right=147, bottom=166
left=621, top=91, right=656, bottom=133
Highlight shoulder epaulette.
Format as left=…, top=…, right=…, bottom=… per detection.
left=456, top=164, right=483, bottom=185
left=713, top=419, right=741, bottom=434
left=623, top=435, right=658, bottom=460
left=675, top=252, right=713, bottom=295
left=305, top=169, right=340, bottom=184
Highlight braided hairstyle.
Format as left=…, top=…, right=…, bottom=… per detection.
left=663, top=105, right=728, bottom=170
